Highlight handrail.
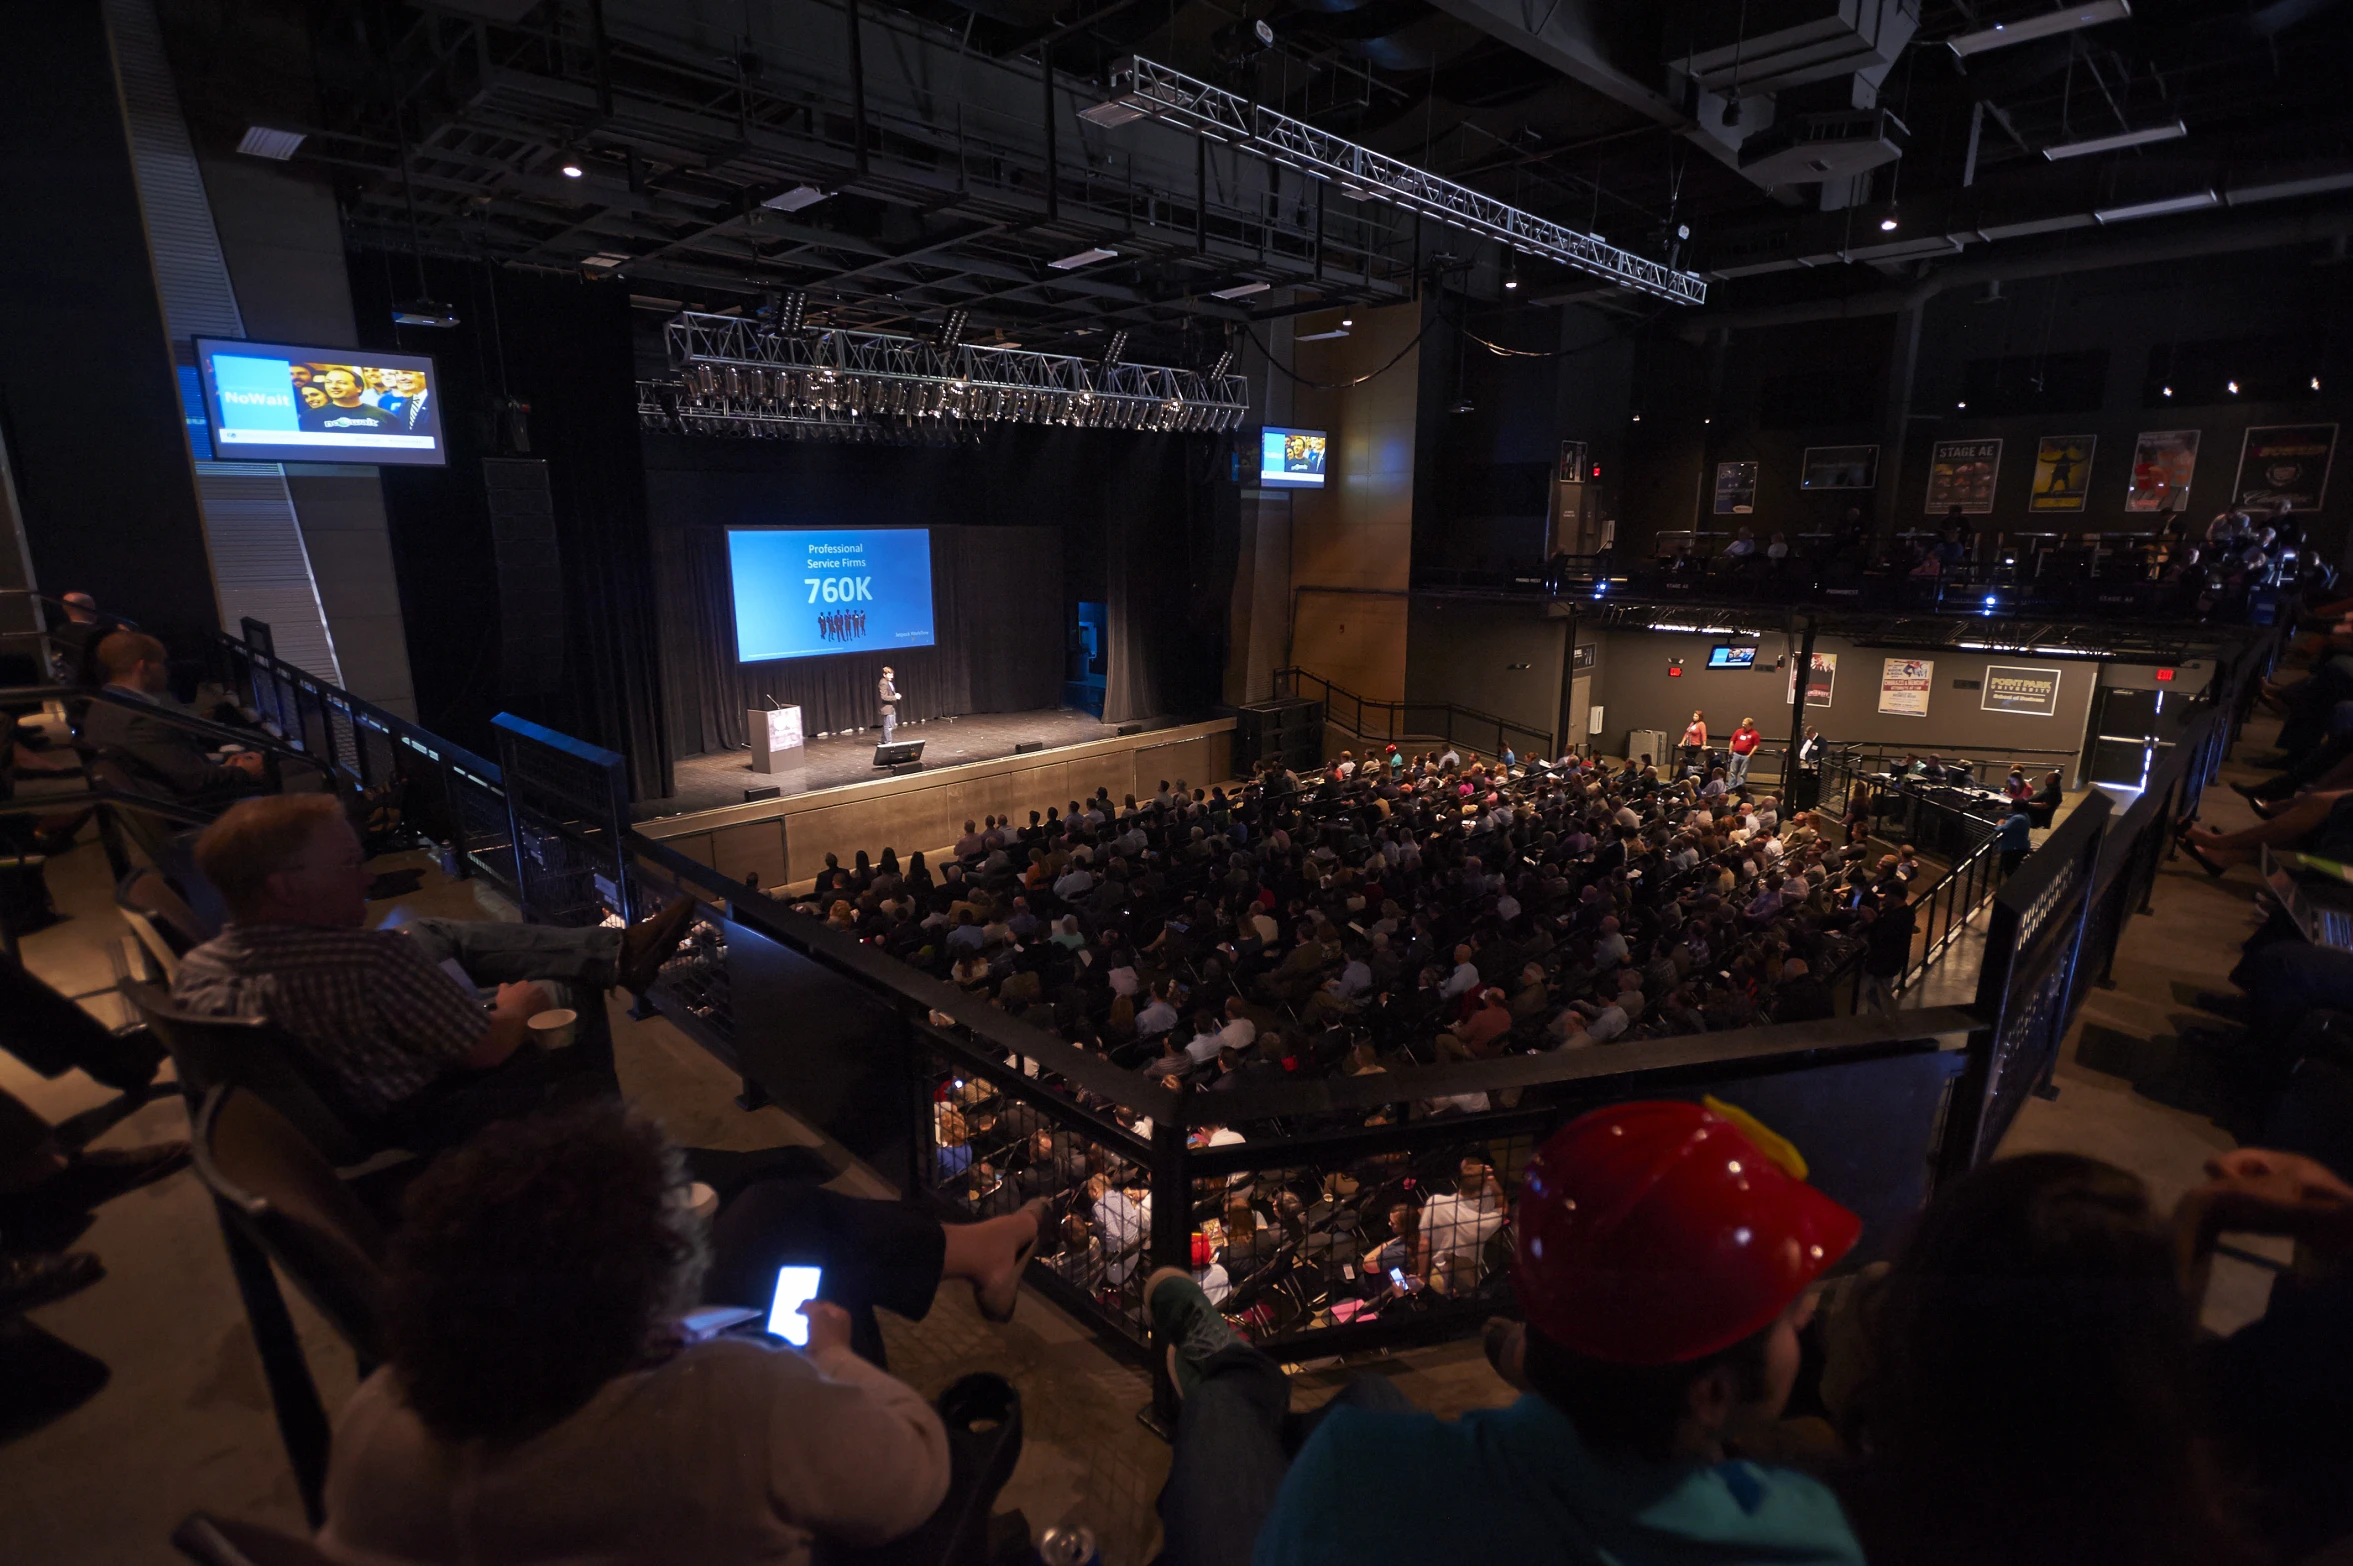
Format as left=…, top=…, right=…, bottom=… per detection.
left=1272, top=667, right=1556, bottom=760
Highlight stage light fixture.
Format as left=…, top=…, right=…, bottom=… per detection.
left=2043, top=120, right=2187, bottom=160
left=1957, top=400, right=1967, bottom=409
left=1504, top=256, right=1521, bottom=290
left=2228, top=380, right=2240, bottom=393
left=2314, top=377, right=2324, bottom=391
left=1946, top=1, right=2131, bottom=58
left=1212, top=281, right=1272, bottom=300
left=558, top=149, right=585, bottom=178
left=763, top=184, right=832, bottom=212
left=1879, top=216, right=1900, bottom=232
left=941, top=308, right=971, bottom=350
left=2163, top=385, right=2174, bottom=396
left=236, top=126, right=306, bottom=160
left=1101, top=329, right=1130, bottom=369
left=1208, top=350, right=1234, bottom=379
left=1340, top=316, right=1354, bottom=326
left=1049, top=246, right=1119, bottom=270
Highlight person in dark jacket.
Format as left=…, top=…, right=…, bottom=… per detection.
left=79, top=631, right=264, bottom=808
left=1858, top=889, right=1915, bottom=1016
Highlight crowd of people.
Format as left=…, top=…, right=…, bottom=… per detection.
left=773, top=743, right=1953, bottom=1335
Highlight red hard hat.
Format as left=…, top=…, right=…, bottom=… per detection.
left=1513, top=1099, right=1860, bottom=1365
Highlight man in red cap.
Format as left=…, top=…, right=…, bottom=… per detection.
left=1147, top=1098, right=1864, bottom=1566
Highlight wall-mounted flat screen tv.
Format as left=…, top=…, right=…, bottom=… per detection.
left=1259, top=427, right=1328, bottom=489
left=1707, top=645, right=1757, bottom=670
left=192, top=338, right=446, bottom=465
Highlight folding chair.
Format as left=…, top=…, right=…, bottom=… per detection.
left=120, top=980, right=384, bottom=1167
left=189, top=1083, right=390, bottom=1526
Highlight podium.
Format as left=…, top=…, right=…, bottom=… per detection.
left=750, top=705, right=803, bottom=773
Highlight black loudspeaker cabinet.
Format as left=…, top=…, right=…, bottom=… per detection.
left=483, top=457, right=564, bottom=700
left=1235, top=698, right=1325, bottom=772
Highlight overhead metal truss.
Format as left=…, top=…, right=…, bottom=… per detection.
left=1103, top=57, right=1710, bottom=306
left=642, top=311, right=1251, bottom=439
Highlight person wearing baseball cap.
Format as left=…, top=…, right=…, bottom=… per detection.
left=1151, top=1098, right=1864, bottom=1566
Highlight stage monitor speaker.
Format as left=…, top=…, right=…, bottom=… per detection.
left=744, top=785, right=782, bottom=802
left=889, top=760, right=925, bottom=776
left=1013, top=740, right=1045, bottom=754
left=874, top=740, right=926, bottom=767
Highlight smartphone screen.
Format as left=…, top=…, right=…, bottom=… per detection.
left=1388, top=1267, right=1406, bottom=1288
left=766, top=1265, right=824, bottom=1346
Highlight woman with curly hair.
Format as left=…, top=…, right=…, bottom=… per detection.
left=319, top=1103, right=1041, bottom=1565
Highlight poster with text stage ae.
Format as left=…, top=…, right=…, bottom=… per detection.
left=728, top=529, right=936, bottom=663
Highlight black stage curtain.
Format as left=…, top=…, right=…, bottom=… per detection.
left=655, top=526, right=1062, bottom=752
left=1102, top=434, right=1237, bottom=724
left=350, top=253, right=672, bottom=799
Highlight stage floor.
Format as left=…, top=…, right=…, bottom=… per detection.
left=637, top=706, right=1141, bottom=819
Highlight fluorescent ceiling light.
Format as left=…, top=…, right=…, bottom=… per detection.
left=1048, top=247, right=1119, bottom=270
left=236, top=126, right=306, bottom=160
left=2044, top=120, right=2186, bottom=160
left=1077, top=100, right=1148, bottom=129
left=2093, top=189, right=2218, bottom=223
left=1211, top=281, right=1272, bottom=299
left=762, top=185, right=832, bottom=212
left=1296, top=328, right=1351, bottom=342
left=581, top=253, right=630, bottom=269
left=1947, top=1, right=2131, bottom=57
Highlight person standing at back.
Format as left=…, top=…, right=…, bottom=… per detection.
left=1727, top=718, right=1762, bottom=786
left=1680, top=711, right=1708, bottom=773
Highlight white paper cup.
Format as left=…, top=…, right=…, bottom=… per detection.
left=527, top=1008, right=579, bottom=1050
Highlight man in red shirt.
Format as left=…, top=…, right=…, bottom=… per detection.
left=1728, top=717, right=1763, bottom=787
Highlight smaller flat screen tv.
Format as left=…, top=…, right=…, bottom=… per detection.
left=1258, top=427, right=1328, bottom=489
left=192, top=337, right=447, bottom=465
left=1707, top=644, right=1757, bottom=670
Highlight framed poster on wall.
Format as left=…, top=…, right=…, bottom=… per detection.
left=1924, top=439, right=2002, bottom=514
left=2124, top=429, right=2200, bottom=513
left=1879, top=658, right=1934, bottom=717
left=2233, top=424, right=2337, bottom=511
left=1801, top=445, right=1879, bottom=489
left=1981, top=665, right=2064, bottom=717
left=1713, top=461, right=1759, bottom=514
left=1786, top=651, right=1837, bottom=707
left=2029, top=435, right=2096, bottom=512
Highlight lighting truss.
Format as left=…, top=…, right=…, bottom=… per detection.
left=647, top=312, right=1252, bottom=438
left=1102, top=57, right=1708, bottom=306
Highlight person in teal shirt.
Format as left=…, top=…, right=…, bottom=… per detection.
left=1150, top=1099, right=1866, bottom=1566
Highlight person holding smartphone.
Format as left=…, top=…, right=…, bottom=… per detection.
left=319, top=1103, right=1043, bottom=1565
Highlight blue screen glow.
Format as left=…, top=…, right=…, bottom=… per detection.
left=728, top=528, right=936, bottom=662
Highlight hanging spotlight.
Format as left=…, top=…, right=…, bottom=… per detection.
left=2228, top=380, right=2240, bottom=394
left=558, top=147, right=585, bottom=179
left=1504, top=256, right=1521, bottom=290
left=2162, top=385, right=2174, bottom=397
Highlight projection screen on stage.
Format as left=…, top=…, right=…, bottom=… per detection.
left=727, top=528, right=937, bottom=662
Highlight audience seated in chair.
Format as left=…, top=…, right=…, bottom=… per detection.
left=169, top=794, right=697, bottom=1152
left=80, top=631, right=267, bottom=809
left=317, top=1103, right=1043, bottom=1566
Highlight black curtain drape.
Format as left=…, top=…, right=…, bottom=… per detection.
left=351, top=253, right=672, bottom=799
left=655, top=525, right=1063, bottom=753
left=1104, top=434, right=1237, bottom=724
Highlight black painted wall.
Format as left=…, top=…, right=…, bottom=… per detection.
left=0, top=1, right=218, bottom=651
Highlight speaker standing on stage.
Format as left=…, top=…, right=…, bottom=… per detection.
left=878, top=667, right=899, bottom=744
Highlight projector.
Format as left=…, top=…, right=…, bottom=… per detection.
left=391, top=299, right=461, bottom=328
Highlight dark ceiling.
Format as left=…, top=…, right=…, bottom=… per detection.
left=154, top=0, right=2353, bottom=366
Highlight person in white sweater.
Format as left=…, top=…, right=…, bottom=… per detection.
left=319, top=1104, right=1041, bottom=1566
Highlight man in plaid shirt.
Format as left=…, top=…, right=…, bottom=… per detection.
left=172, top=795, right=694, bottom=1148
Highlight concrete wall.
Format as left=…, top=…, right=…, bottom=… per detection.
left=1287, top=301, right=1418, bottom=699
left=1404, top=597, right=1568, bottom=751
left=643, top=719, right=1234, bottom=888
left=1590, top=627, right=2100, bottom=772
left=199, top=153, right=418, bottom=718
